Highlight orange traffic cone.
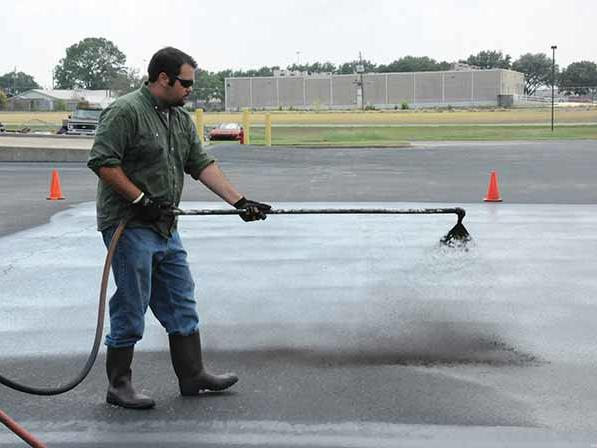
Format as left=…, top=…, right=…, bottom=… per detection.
left=484, top=170, right=502, bottom=202
left=47, top=169, right=65, bottom=200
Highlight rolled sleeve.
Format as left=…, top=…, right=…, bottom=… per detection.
left=87, top=104, right=134, bottom=175
left=184, top=121, right=216, bottom=180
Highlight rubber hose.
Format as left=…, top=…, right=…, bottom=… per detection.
left=0, top=219, right=128, bottom=395
left=0, top=409, right=47, bottom=448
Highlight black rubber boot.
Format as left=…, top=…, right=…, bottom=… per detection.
left=168, top=331, right=238, bottom=395
left=106, top=346, right=155, bottom=409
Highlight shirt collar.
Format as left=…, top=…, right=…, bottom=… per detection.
left=141, top=82, right=171, bottom=112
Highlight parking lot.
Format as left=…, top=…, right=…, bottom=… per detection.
left=1, top=141, right=597, bottom=447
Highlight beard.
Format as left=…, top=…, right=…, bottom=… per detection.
left=165, top=97, right=186, bottom=108
left=164, top=93, right=187, bottom=108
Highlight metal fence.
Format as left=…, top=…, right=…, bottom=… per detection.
left=225, top=69, right=525, bottom=111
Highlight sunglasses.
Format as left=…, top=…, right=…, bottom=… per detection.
left=174, top=76, right=194, bottom=88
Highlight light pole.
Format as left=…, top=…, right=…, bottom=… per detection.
left=551, top=45, right=557, bottom=132
left=357, top=51, right=365, bottom=110
left=296, top=51, right=301, bottom=67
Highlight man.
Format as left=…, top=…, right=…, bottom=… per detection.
left=88, top=47, right=270, bottom=409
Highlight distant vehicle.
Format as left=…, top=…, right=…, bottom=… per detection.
left=208, top=122, right=243, bottom=141
left=0, top=122, right=5, bottom=133
left=64, top=107, right=103, bottom=135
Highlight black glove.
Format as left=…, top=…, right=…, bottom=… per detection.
left=131, top=194, right=166, bottom=222
left=234, top=197, right=271, bottom=222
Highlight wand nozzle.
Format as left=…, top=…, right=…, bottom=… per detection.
left=440, top=207, right=471, bottom=247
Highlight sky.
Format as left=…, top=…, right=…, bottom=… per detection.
left=1, top=0, right=595, bottom=89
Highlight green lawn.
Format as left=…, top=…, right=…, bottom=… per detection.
left=239, top=125, right=597, bottom=146
left=3, top=122, right=595, bottom=144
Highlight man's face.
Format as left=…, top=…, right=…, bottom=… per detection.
left=163, top=63, right=195, bottom=107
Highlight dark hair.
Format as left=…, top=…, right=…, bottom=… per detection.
left=147, top=47, right=197, bottom=85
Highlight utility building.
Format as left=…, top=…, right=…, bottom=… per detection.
left=225, top=69, right=524, bottom=111
left=7, top=89, right=114, bottom=111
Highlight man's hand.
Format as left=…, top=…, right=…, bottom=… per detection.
left=234, top=197, right=271, bottom=222
left=131, top=193, right=166, bottom=222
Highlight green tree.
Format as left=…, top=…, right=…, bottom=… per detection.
left=0, top=71, right=40, bottom=96
left=336, top=59, right=376, bottom=74
left=109, top=68, right=144, bottom=96
left=232, top=66, right=279, bottom=78
left=54, top=99, right=67, bottom=111
left=54, top=37, right=127, bottom=89
left=512, top=53, right=555, bottom=95
left=377, top=56, right=449, bottom=72
left=287, top=62, right=337, bottom=73
left=0, top=90, right=8, bottom=110
left=190, top=69, right=221, bottom=102
left=215, top=70, right=233, bottom=103
left=463, top=50, right=512, bottom=69
left=558, top=61, right=597, bottom=95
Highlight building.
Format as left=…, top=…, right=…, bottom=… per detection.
left=225, top=69, right=525, bottom=111
left=7, top=89, right=114, bottom=111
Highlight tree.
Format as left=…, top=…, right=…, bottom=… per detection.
left=0, top=71, right=40, bottom=96
left=0, top=90, right=8, bottom=110
left=190, top=69, right=222, bottom=103
left=558, top=61, right=597, bottom=95
left=512, top=53, right=555, bottom=96
left=54, top=99, right=67, bottom=111
left=377, top=56, right=449, bottom=72
left=214, top=70, right=233, bottom=104
left=231, top=66, right=279, bottom=78
left=336, top=59, right=376, bottom=74
left=109, top=68, right=144, bottom=96
left=463, top=50, right=512, bottom=69
left=286, top=62, right=337, bottom=73
left=54, top=37, right=127, bottom=89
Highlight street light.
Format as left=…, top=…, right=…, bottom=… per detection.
left=551, top=45, right=557, bottom=132
left=357, top=51, right=365, bottom=110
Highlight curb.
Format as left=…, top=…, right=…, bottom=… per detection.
left=0, top=133, right=93, bottom=140
left=0, top=147, right=90, bottom=162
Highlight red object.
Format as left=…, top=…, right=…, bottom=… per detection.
left=239, top=128, right=244, bottom=144
left=0, top=408, right=47, bottom=447
left=484, top=171, right=502, bottom=202
left=47, top=169, right=65, bottom=200
left=208, top=123, right=243, bottom=142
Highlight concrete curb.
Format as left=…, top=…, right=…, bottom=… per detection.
left=0, top=141, right=413, bottom=162
left=0, top=147, right=90, bottom=162
left=0, top=132, right=93, bottom=140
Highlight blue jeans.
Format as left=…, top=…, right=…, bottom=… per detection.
left=101, top=227, right=199, bottom=348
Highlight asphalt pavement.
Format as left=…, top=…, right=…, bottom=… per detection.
left=1, top=141, right=597, bottom=447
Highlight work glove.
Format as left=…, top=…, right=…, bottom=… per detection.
left=131, top=193, right=169, bottom=222
left=233, top=197, right=271, bottom=222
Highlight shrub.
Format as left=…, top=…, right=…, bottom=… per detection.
left=54, top=99, right=67, bottom=111
left=0, top=90, right=7, bottom=110
left=401, top=100, right=409, bottom=110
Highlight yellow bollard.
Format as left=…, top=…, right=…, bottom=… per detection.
left=265, top=113, right=272, bottom=147
left=242, top=108, right=251, bottom=145
left=194, top=109, right=204, bottom=143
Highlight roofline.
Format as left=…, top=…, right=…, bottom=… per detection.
left=9, top=89, right=114, bottom=101
left=225, top=68, right=522, bottom=82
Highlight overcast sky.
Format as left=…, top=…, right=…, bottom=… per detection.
left=1, top=0, right=595, bottom=88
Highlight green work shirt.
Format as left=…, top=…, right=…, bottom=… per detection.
left=87, top=85, right=215, bottom=237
